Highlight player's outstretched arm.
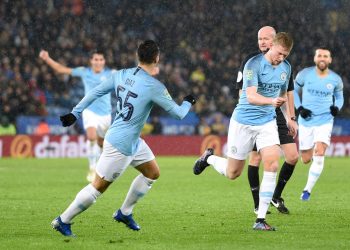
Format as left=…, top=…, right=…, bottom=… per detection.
left=152, top=87, right=195, bottom=120
left=71, top=75, right=114, bottom=119
left=183, top=94, right=196, bottom=105
left=59, top=75, right=115, bottom=127
left=167, top=94, right=196, bottom=119
left=39, top=50, right=72, bottom=75
left=60, top=113, right=77, bottom=127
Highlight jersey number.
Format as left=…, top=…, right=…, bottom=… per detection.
left=116, top=86, right=138, bottom=121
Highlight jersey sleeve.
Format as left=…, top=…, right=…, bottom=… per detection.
left=71, top=74, right=115, bottom=119
left=294, top=69, right=306, bottom=87
left=293, top=70, right=305, bottom=109
left=235, top=61, right=244, bottom=90
left=243, top=57, right=260, bottom=88
left=151, top=83, right=191, bottom=120
left=71, top=67, right=86, bottom=77
left=236, top=52, right=259, bottom=90
left=287, top=69, right=294, bottom=92
left=280, top=65, right=292, bottom=95
left=334, top=75, right=344, bottom=109
left=235, top=70, right=243, bottom=90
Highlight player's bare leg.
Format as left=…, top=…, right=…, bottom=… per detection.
left=193, top=148, right=245, bottom=179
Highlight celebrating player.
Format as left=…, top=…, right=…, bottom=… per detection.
left=236, top=26, right=298, bottom=214
left=51, top=40, right=196, bottom=236
left=294, top=47, right=344, bottom=201
left=194, top=32, right=294, bottom=231
left=39, top=49, right=113, bottom=182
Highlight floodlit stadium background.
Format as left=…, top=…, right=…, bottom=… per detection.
left=1, top=1, right=350, bottom=143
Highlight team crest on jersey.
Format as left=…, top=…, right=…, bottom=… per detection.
left=100, top=76, right=107, bottom=81
left=280, top=72, right=287, bottom=81
left=230, top=146, right=237, bottom=154
left=326, top=83, right=333, bottom=90
left=163, top=89, right=172, bottom=100
left=245, top=70, right=253, bottom=80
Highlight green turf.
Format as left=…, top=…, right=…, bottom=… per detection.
left=0, top=157, right=349, bottom=249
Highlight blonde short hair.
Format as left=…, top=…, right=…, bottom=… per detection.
left=273, top=32, right=293, bottom=50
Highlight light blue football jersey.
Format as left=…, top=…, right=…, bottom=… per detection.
left=233, top=54, right=291, bottom=125
left=71, top=67, right=113, bottom=116
left=71, top=66, right=192, bottom=155
left=294, top=66, right=344, bottom=126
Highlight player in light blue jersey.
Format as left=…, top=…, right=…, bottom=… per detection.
left=237, top=26, right=299, bottom=215
left=40, top=49, right=113, bottom=182
left=51, top=40, right=196, bottom=236
left=294, top=47, right=344, bottom=201
left=193, top=32, right=294, bottom=231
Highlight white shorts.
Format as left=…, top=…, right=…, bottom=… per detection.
left=82, top=109, right=111, bottom=138
left=226, top=119, right=280, bottom=160
left=299, top=123, right=333, bottom=150
left=96, top=139, right=155, bottom=182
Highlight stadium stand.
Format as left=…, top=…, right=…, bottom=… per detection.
left=1, top=0, right=349, bottom=133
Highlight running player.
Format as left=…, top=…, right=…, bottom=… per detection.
left=236, top=26, right=298, bottom=214
left=194, top=33, right=294, bottom=231
left=294, top=46, right=344, bottom=201
left=51, top=40, right=196, bottom=236
left=39, top=49, right=113, bottom=182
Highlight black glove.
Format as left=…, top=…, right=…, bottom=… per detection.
left=183, top=94, right=196, bottom=105
left=60, top=113, right=77, bottom=127
left=298, top=106, right=312, bottom=119
left=330, top=105, right=339, bottom=117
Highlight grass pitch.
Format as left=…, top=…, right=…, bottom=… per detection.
left=0, top=157, right=349, bottom=249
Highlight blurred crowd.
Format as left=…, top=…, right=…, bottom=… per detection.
left=1, top=0, right=349, bottom=134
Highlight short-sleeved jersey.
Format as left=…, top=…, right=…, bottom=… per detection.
left=294, top=66, right=344, bottom=126
left=236, top=52, right=294, bottom=92
left=72, top=66, right=192, bottom=156
left=233, top=54, right=291, bottom=125
left=71, top=67, right=113, bottom=116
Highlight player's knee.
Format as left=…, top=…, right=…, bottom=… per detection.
left=226, top=169, right=241, bottom=180
left=248, top=158, right=261, bottom=167
left=144, top=169, right=160, bottom=180
left=264, top=161, right=279, bottom=172
left=92, top=179, right=110, bottom=193
left=152, top=171, right=160, bottom=180
left=286, top=152, right=299, bottom=165
left=87, top=135, right=97, bottom=142
left=314, top=150, right=326, bottom=157
left=249, top=153, right=261, bottom=166
left=301, top=156, right=311, bottom=164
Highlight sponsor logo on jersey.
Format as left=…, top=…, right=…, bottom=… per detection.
left=245, top=70, right=253, bottom=80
